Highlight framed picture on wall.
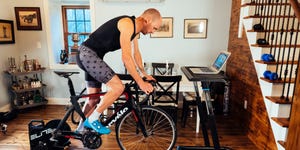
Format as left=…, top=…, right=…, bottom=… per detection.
left=184, top=19, right=207, bottom=39
left=0, top=20, right=15, bottom=44
left=14, top=7, right=42, bottom=30
left=150, top=17, right=173, bottom=38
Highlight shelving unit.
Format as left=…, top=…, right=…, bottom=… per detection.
left=4, top=68, right=48, bottom=110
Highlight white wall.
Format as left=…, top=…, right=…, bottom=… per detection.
left=0, top=0, right=49, bottom=110
left=0, top=0, right=232, bottom=109
left=0, top=2, right=17, bottom=107
left=92, top=0, right=232, bottom=73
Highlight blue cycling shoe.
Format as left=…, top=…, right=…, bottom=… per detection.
left=83, top=119, right=111, bottom=135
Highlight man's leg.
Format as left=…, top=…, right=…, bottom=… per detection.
left=84, top=75, right=124, bottom=134
left=83, top=87, right=101, bottom=117
left=93, top=75, right=124, bottom=114
left=76, top=87, right=101, bottom=132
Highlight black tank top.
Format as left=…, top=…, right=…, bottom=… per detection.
left=82, top=15, right=137, bottom=58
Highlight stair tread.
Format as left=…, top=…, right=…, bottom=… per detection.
left=278, top=140, right=286, bottom=148
left=251, top=44, right=300, bottom=48
left=241, top=2, right=290, bottom=7
left=247, top=29, right=300, bottom=32
left=271, top=117, right=289, bottom=127
left=265, top=96, right=292, bottom=104
left=244, top=15, right=296, bottom=19
left=260, top=77, right=295, bottom=83
left=255, top=60, right=298, bottom=65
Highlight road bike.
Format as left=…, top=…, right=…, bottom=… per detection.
left=29, top=71, right=177, bottom=150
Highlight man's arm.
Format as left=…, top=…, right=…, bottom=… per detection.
left=132, top=37, right=146, bottom=76
left=132, top=37, right=156, bottom=81
left=118, top=18, right=143, bottom=84
left=118, top=18, right=153, bottom=94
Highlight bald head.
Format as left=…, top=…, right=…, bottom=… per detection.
left=138, top=8, right=162, bottom=35
left=141, top=8, right=162, bottom=23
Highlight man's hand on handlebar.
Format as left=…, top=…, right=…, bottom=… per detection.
left=143, top=74, right=156, bottom=82
left=139, top=76, right=156, bottom=95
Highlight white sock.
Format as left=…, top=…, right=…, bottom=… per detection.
left=76, top=120, right=84, bottom=131
left=88, top=111, right=101, bottom=123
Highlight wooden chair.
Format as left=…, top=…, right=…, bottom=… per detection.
left=181, top=82, right=225, bottom=128
left=181, top=92, right=198, bottom=128
left=151, top=75, right=182, bottom=124
left=151, top=62, right=174, bottom=75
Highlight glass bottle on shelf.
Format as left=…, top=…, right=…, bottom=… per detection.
left=18, top=56, right=23, bottom=72
left=18, top=93, right=25, bottom=106
left=24, top=55, right=29, bottom=71
left=12, top=81, right=18, bottom=90
left=27, top=91, right=34, bottom=105
left=34, top=90, right=42, bottom=103
left=23, top=76, right=30, bottom=89
left=23, top=92, right=29, bottom=105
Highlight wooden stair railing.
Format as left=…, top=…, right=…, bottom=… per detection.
left=286, top=1, right=300, bottom=149
left=242, top=0, right=300, bottom=149
left=286, top=61, right=300, bottom=150
left=255, top=60, right=298, bottom=65
left=289, top=0, right=300, bottom=20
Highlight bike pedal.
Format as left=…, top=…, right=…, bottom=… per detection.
left=50, top=137, right=58, bottom=142
left=83, top=128, right=102, bottom=136
left=1, top=123, right=7, bottom=134
left=65, top=141, right=71, bottom=146
left=53, top=144, right=66, bottom=149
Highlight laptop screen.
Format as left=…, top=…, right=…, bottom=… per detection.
left=212, top=52, right=229, bottom=70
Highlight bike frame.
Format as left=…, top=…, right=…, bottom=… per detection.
left=53, top=83, right=148, bottom=138
left=101, top=89, right=148, bottom=137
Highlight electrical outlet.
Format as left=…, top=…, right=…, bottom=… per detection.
left=244, top=100, right=247, bottom=109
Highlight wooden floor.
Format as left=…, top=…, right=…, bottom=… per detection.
left=0, top=105, right=257, bottom=150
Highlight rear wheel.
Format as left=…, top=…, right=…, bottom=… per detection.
left=116, top=106, right=177, bottom=150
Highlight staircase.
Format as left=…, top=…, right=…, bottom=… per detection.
left=241, top=0, right=299, bottom=149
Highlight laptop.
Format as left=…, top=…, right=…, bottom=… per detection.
left=189, top=51, right=231, bottom=74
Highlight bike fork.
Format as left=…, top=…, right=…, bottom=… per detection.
left=132, top=109, right=148, bottom=137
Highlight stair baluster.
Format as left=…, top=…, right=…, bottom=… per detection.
left=254, top=0, right=260, bottom=16
left=290, top=22, right=300, bottom=102
left=279, top=4, right=292, bottom=99
left=264, top=0, right=273, bottom=43
left=253, top=0, right=265, bottom=31
left=283, top=12, right=297, bottom=101
left=272, top=0, right=284, bottom=57
left=263, top=0, right=273, bottom=44
left=274, top=0, right=288, bottom=79
left=270, top=0, right=280, bottom=56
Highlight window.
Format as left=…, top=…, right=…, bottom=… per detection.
left=62, top=6, right=91, bottom=53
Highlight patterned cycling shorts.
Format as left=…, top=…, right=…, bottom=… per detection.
left=76, top=45, right=115, bottom=88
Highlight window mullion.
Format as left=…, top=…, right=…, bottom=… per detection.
left=61, top=6, right=90, bottom=64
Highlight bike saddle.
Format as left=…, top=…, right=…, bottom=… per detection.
left=54, top=71, right=80, bottom=78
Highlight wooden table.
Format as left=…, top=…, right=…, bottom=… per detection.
left=178, top=66, right=230, bottom=150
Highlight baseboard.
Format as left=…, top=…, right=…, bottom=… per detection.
left=1, top=97, right=181, bottom=110
left=0, top=104, right=11, bottom=112
left=46, top=97, right=69, bottom=105
left=0, top=98, right=69, bottom=112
